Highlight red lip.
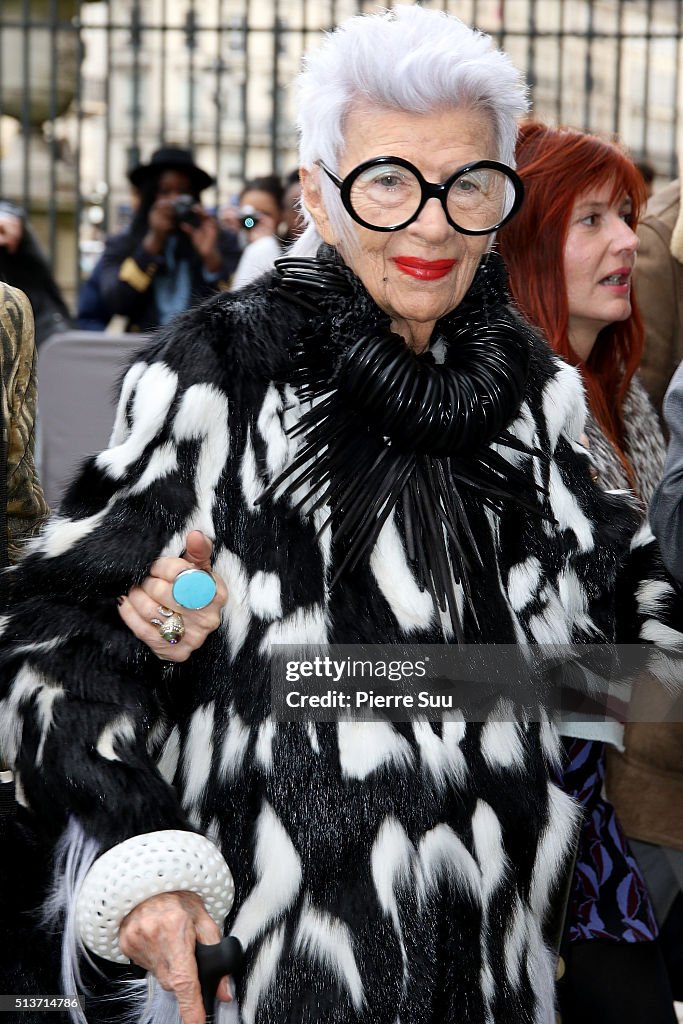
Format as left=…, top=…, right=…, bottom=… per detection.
left=393, top=256, right=457, bottom=280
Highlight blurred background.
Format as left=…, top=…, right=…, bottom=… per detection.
left=1, top=0, right=681, bottom=307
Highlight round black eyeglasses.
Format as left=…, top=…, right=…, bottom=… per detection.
left=317, top=155, right=524, bottom=235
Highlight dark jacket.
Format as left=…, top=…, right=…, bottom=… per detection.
left=98, top=226, right=241, bottom=332
left=0, top=229, right=72, bottom=347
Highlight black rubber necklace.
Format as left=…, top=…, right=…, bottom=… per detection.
left=264, top=253, right=549, bottom=639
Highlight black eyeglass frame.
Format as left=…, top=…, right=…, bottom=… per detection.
left=317, top=155, right=524, bottom=235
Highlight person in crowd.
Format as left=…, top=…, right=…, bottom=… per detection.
left=96, top=146, right=241, bottom=332
left=633, top=175, right=683, bottom=416
left=223, top=173, right=286, bottom=289
left=499, top=121, right=676, bottom=1024
left=0, top=200, right=73, bottom=346
left=2, top=8, right=683, bottom=1024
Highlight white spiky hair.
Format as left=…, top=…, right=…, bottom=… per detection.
left=291, top=4, right=528, bottom=256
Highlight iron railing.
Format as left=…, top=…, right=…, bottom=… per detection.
left=0, top=0, right=681, bottom=300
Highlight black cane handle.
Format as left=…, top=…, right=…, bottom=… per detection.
left=195, top=935, right=243, bottom=1021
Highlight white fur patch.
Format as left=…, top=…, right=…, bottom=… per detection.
left=13, top=771, right=28, bottom=807
left=0, top=665, right=45, bottom=764
left=529, top=782, right=581, bottom=917
left=173, top=384, right=230, bottom=538
left=504, top=895, right=528, bottom=990
left=128, top=441, right=179, bottom=494
left=471, top=800, right=507, bottom=901
left=44, top=819, right=100, bottom=1023
left=541, top=361, right=586, bottom=449
left=37, top=507, right=112, bottom=559
left=97, top=362, right=179, bottom=479
left=231, top=801, right=302, bottom=948
left=417, top=823, right=481, bottom=903
left=249, top=571, right=282, bottom=621
left=631, top=521, right=655, bottom=551
left=640, top=618, right=683, bottom=649
left=260, top=604, right=328, bottom=652
left=337, top=721, right=414, bottom=780
left=240, top=427, right=264, bottom=511
left=255, top=718, right=276, bottom=772
left=95, top=714, right=135, bottom=763
left=370, top=514, right=434, bottom=632
left=257, top=383, right=295, bottom=477
left=241, top=925, right=286, bottom=1024
left=538, top=712, right=561, bottom=770
left=218, top=707, right=251, bottom=782
left=557, top=568, right=601, bottom=637
left=480, top=719, right=524, bottom=772
left=306, top=721, right=320, bottom=754
left=507, top=557, right=542, bottom=613
left=636, top=578, right=675, bottom=617
left=371, top=816, right=414, bottom=916
left=412, top=719, right=466, bottom=787
left=180, top=703, right=215, bottom=809
left=108, top=360, right=147, bottom=446
left=547, top=463, right=594, bottom=552
left=156, top=725, right=181, bottom=784
left=294, top=901, right=365, bottom=1011
left=214, top=549, right=252, bottom=659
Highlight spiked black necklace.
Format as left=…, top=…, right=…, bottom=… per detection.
left=262, top=251, right=550, bottom=639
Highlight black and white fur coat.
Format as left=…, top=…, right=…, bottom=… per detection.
left=1, top=256, right=681, bottom=1024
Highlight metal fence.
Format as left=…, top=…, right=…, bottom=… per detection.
left=1, top=0, right=682, bottom=300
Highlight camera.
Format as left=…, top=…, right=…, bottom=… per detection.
left=173, top=194, right=202, bottom=228
left=238, top=206, right=262, bottom=231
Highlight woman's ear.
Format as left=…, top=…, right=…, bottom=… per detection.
left=300, top=167, right=338, bottom=246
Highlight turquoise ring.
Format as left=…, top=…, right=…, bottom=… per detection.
left=172, top=568, right=218, bottom=610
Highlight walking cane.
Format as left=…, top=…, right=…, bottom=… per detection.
left=195, top=935, right=244, bottom=1023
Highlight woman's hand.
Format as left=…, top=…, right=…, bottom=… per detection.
left=119, top=891, right=232, bottom=1024
left=118, top=530, right=228, bottom=662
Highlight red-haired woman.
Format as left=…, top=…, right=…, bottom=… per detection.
left=500, top=122, right=675, bottom=1023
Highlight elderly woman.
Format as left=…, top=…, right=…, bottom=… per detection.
left=1, top=8, right=681, bottom=1024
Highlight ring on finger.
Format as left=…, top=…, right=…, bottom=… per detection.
left=150, top=607, right=185, bottom=644
left=172, top=568, right=218, bottom=610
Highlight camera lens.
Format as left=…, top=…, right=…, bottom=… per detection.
left=242, top=215, right=257, bottom=230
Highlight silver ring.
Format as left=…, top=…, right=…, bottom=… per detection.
left=158, top=613, right=185, bottom=644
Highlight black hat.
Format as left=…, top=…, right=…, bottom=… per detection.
left=127, top=145, right=215, bottom=192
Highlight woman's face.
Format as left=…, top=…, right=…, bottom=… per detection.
left=240, top=188, right=282, bottom=224
left=303, top=105, right=496, bottom=352
left=563, top=182, right=639, bottom=360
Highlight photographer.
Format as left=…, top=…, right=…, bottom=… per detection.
left=221, top=173, right=287, bottom=290
left=97, top=146, right=241, bottom=332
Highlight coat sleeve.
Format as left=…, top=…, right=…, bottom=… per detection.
left=98, top=233, right=165, bottom=322
left=634, top=217, right=681, bottom=412
left=0, top=283, right=50, bottom=562
left=0, top=312, right=233, bottom=852
left=648, top=363, right=683, bottom=586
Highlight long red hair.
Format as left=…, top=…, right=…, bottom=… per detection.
left=498, top=121, right=647, bottom=485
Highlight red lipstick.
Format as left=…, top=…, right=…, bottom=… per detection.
left=392, top=257, right=457, bottom=281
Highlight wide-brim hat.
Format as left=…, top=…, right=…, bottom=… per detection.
left=128, top=145, right=215, bottom=193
